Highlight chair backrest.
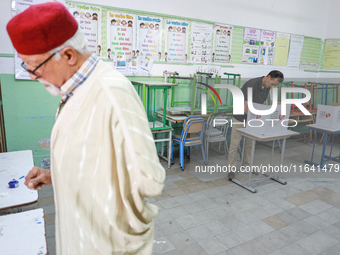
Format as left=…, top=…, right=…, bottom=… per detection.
left=181, top=115, right=205, bottom=142
left=206, top=113, right=230, bottom=137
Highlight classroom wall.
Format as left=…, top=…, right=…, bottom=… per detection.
left=1, top=0, right=340, bottom=165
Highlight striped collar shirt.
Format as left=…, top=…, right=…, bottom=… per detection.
left=60, top=54, right=99, bottom=102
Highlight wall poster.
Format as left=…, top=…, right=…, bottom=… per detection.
left=165, top=19, right=189, bottom=63
left=212, top=24, right=233, bottom=64
left=242, top=27, right=261, bottom=64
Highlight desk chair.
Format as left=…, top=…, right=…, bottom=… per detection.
left=204, top=114, right=230, bottom=162
left=171, top=115, right=207, bottom=170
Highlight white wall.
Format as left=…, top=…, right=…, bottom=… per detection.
left=1, top=0, right=339, bottom=80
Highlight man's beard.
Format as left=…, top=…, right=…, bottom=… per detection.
left=38, top=79, right=61, bottom=96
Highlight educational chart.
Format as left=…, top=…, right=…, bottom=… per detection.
left=107, top=12, right=136, bottom=62
left=190, top=22, right=213, bottom=63
left=242, top=27, right=261, bottom=64
left=68, top=3, right=102, bottom=56
left=259, top=30, right=276, bottom=65
left=137, top=15, right=162, bottom=62
left=287, top=35, right=304, bottom=67
left=323, top=39, right=340, bottom=69
left=273, top=33, right=290, bottom=66
left=212, top=24, right=233, bottom=64
left=165, top=19, right=189, bottom=63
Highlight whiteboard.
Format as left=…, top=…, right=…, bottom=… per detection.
left=0, top=150, right=38, bottom=210
left=0, top=208, right=47, bottom=255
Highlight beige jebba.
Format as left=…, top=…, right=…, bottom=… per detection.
left=50, top=61, right=165, bottom=254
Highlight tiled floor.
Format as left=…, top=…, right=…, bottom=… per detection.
left=5, top=136, right=340, bottom=255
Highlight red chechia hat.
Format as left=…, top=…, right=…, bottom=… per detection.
left=6, top=2, right=78, bottom=55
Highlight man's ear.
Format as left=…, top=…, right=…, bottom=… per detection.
left=61, top=47, right=77, bottom=66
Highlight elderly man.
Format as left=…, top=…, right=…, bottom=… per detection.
left=6, top=2, right=165, bottom=255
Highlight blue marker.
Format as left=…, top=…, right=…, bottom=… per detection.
left=19, top=176, right=25, bottom=179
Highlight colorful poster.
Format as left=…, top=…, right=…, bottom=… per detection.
left=242, top=27, right=261, bottom=64
left=259, top=30, right=276, bottom=65
left=273, top=33, right=290, bottom=66
left=107, top=12, right=136, bottom=63
left=323, top=39, right=340, bottom=69
left=165, top=19, right=189, bottom=63
left=68, top=3, right=102, bottom=56
left=136, top=15, right=162, bottom=62
left=212, top=24, right=233, bottom=64
left=287, top=35, right=304, bottom=67
left=190, top=22, right=213, bottom=63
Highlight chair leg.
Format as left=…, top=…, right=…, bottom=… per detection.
left=201, top=144, right=207, bottom=165
left=187, top=147, right=190, bottom=159
left=171, top=141, right=174, bottom=161
left=206, top=142, right=209, bottom=163
left=181, top=145, right=185, bottom=170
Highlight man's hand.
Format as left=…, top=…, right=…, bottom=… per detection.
left=24, top=167, right=52, bottom=190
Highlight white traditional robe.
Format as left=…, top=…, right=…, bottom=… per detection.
left=50, top=61, right=165, bottom=254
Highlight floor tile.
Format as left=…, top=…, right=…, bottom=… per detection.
left=167, top=230, right=196, bottom=249
left=304, top=215, right=330, bottom=230
left=153, top=236, right=176, bottom=254
left=178, top=243, right=208, bottom=255
left=279, top=243, right=312, bottom=255
left=297, top=231, right=338, bottom=254
left=278, top=225, right=307, bottom=243
left=262, top=215, right=288, bottom=230
left=167, top=206, right=190, bottom=219
left=176, top=215, right=200, bottom=230
left=158, top=220, right=184, bottom=236
left=203, top=220, right=228, bottom=235
left=187, top=225, right=214, bottom=242
left=215, top=231, right=244, bottom=249
left=198, top=237, right=227, bottom=255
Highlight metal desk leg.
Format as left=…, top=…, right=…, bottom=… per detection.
left=168, top=130, right=172, bottom=169
left=304, top=130, right=318, bottom=166
left=263, top=139, right=287, bottom=185
left=320, top=133, right=328, bottom=167
left=247, top=139, right=256, bottom=188
left=230, top=139, right=257, bottom=193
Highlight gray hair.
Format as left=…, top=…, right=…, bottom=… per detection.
left=49, top=29, right=91, bottom=60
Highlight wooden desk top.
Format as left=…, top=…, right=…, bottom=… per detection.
left=132, top=81, right=178, bottom=87
left=156, top=111, right=188, bottom=122
left=237, top=128, right=300, bottom=141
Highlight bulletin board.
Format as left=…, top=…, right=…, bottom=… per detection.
left=9, top=0, right=335, bottom=78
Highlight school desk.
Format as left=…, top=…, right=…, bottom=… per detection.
left=0, top=150, right=38, bottom=211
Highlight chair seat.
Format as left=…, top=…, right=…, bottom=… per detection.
left=173, top=134, right=200, bottom=140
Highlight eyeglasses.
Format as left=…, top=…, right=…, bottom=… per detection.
left=21, top=52, right=56, bottom=77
